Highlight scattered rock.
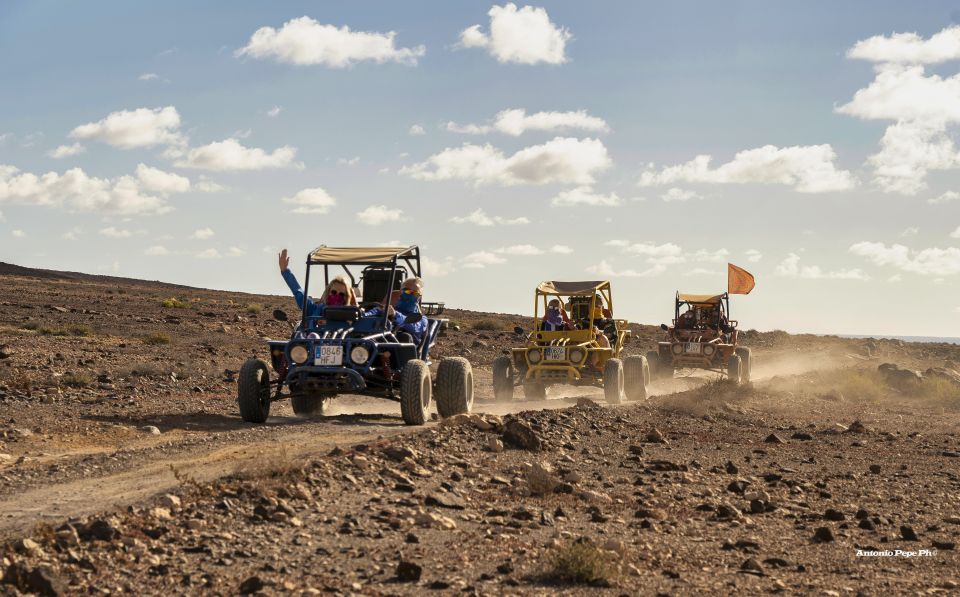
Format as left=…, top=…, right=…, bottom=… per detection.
left=812, top=527, right=834, bottom=543
left=824, top=508, right=845, bottom=521
left=396, top=560, right=422, bottom=582
left=900, top=525, right=919, bottom=541
left=382, top=446, right=418, bottom=462
left=239, top=575, right=264, bottom=594
left=764, top=433, right=785, bottom=444
left=869, top=464, right=882, bottom=474
left=846, top=420, right=867, bottom=433
left=141, top=425, right=161, bottom=435
left=526, top=462, right=559, bottom=496
left=486, top=436, right=504, bottom=452
left=790, top=432, right=813, bottom=441
left=502, top=419, right=542, bottom=451
left=645, top=428, right=667, bottom=443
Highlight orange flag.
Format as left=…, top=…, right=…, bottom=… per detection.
left=728, top=263, right=755, bottom=295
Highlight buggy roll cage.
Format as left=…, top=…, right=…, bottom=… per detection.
left=302, top=246, right=423, bottom=332
left=533, top=281, right=613, bottom=334
left=674, top=291, right=734, bottom=331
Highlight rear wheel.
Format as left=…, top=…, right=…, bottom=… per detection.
left=522, top=380, right=547, bottom=400
left=238, top=359, right=271, bottom=423
left=735, top=347, right=752, bottom=383
left=291, top=395, right=327, bottom=417
left=400, top=360, right=432, bottom=425
left=603, top=358, right=625, bottom=404
left=492, top=356, right=514, bottom=401
left=623, top=355, right=648, bottom=401
left=436, top=357, right=474, bottom=417
left=727, top=354, right=743, bottom=385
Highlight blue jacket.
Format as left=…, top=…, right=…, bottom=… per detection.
left=282, top=269, right=324, bottom=318
left=366, top=306, right=428, bottom=344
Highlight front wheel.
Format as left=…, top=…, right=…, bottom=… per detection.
left=522, top=380, right=547, bottom=401
left=735, top=347, right=752, bottom=383
left=238, top=359, right=271, bottom=423
left=492, top=356, right=515, bottom=401
left=400, top=360, right=432, bottom=425
left=436, top=357, right=474, bottom=417
left=727, top=354, right=743, bottom=385
left=603, top=358, right=625, bottom=404
left=623, top=355, right=648, bottom=401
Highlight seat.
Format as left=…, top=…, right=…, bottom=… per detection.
left=360, top=265, right=405, bottom=307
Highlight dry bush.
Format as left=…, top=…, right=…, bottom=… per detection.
left=20, top=321, right=40, bottom=331
left=142, top=332, right=171, bottom=345
left=472, top=319, right=501, bottom=331
left=160, top=297, right=189, bottom=309
left=547, top=540, right=615, bottom=585
left=61, top=371, right=93, bottom=388
left=245, top=303, right=263, bottom=314
left=35, top=324, right=92, bottom=337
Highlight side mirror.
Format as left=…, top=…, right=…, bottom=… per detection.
left=513, top=326, right=525, bottom=335
left=660, top=323, right=669, bottom=331
left=273, top=309, right=289, bottom=322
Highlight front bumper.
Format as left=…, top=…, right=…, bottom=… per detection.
left=286, top=366, right=367, bottom=393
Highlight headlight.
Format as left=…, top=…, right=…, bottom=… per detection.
left=569, top=347, right=585, bottom=363
left=527, top=348, right=542, bottom=364
left=703, top=344, right=716, bottom=356
left=290, top=344, right=309, bottom=364
left=671, top=343, right=683, bottom=355
left=350, top=345, right=370, bottom=365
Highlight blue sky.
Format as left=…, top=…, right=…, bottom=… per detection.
left=2, top=1, right=960, bottom=336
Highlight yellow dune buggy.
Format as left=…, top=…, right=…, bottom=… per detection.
left=492, top=281, right=648, bottom=403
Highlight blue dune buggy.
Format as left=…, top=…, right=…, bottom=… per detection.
left=238, top=245, right=473, bottom=425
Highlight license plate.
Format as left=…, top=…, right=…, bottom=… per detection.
left=544, top=347, right=565, bottom=361
left=314, top=345, right=343, bottom=366
left=684, top=343, right=701, bottom=354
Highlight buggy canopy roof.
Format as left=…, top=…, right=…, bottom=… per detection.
left=308, top=246, right=418, bottom=264
left=677, top=292, right=725, bottom=306
left=537, top=281, right=609, bottom=296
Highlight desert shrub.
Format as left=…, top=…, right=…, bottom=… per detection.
left=61, top=371, right=93, bottom=388
left=160, top=297, right=189, bottom=309
left=472, top=319, right=501, bottom=331
left=245, top=303, right=263, bottom=314
left=20, top=321, right=40, bottom=331
left=142, top=333, right=171, bottom=345
left=65, top=324, right=92, bottom=337
left=547, top=540, right=615, bottom=585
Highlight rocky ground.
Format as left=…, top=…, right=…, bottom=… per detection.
left=1, top=262, right=959, bottom=594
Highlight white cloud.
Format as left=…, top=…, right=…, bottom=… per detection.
left=745, top=249, right=763, bottom=263
left=450, top=208, right=529, bottom=226
left=194, top=179, right=227, bottom=193
left=408, top=124, right=426, bottom=136
left=850, top=241, right=960, bottom=276
left=774, top=252, right=870, bottom=280
left=11, top=229, right=25, bottom=238
left=888, top=274, right=903, bottom=282
left=138, top=73, right=159, bottom=81
left=175, top=138, right=302, bottom=171
left=639, top=144, right=856, bottom=193
left=135, top=163, right=190, bottom=193
left=62, top=227, right=81, bottom=240
left=929, top=190, right=960, bottom=204
left=660, top=187, right=702, bottom=202
left=550, top=186, right=621, bottom=207
left=690, top=248, right=730, bottom=263
left=682, top=268, right=719, bottom=276
left=70, top=106, right=184, bottom=149
left=448, top=108, right=609, bottom=137
left=864, top=118, right=959, bottom=194
left=611, top=241, right=684, bottom=264
left=191, top=228, right=214, bottom=240
left=951, top=227, right=960, bottom=239
left=227, top=246, right=246, bottom=257
left=337, top=156, right=360, bottom=166
left=282, top=187, right=337, bottom=215
left=145, top=245, right=169, bottom=256
left=847, top=26, right=960, bottom=65
left=356, top=204, right=403, bottom=225
left=495, top=244, right=543, bottom=255
left=267, top=106, right=282, bottom=118
left=235, top=16, right=425, bottom=68
left=586, top=260, right=666, bottom=278
left=0, top=164, right=176, bottom=215
left=422, top=256, right=455, bottom=277
left=47, top=143, right=86, bottom=159
left=463, top=251, right=507, bottom=269
left=99, top=226, right=133, bottom=238
left=402, top=137, right=610, bottom=186
left=901, top=226, right=919, bottom=237
left=196, top=248, right=220, bottom=259
left=458, top=3, right=570, bottom=65
left=0, top=209, right=4, bottom=222
left=550, top=244, right=573, bottom=254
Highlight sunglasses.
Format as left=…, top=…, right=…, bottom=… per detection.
left=402, top=288, right=421, bottom=296
left=329, top=289, right=345, bottom=297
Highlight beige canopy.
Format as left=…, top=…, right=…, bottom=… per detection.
left=308, top=246, right=417, bottom=264
left=537, top=281, right=609, bottom=296
left=678, top=293, right=725, bottom=305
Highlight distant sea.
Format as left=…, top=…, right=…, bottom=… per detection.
left=836, top=334, right=960, bottom=346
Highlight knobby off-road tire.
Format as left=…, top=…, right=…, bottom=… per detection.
left=735, top=347, right=752, bottom=383
left=623, top=355, right=649, bottom=401
left=523, top=380, right=547, bottom=401
left=604, top=358, right=625, bottom=404
left=400, top=360, right=432, bottom=425
left=492, top=355, right=515, bottom=401
left=727, top=354, right=743, bottom=385
left=436, top=357, right=474, bottom=417
left=291, top=395, right=327, bottom=417
left=238, top=359, right=271, bottom=423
